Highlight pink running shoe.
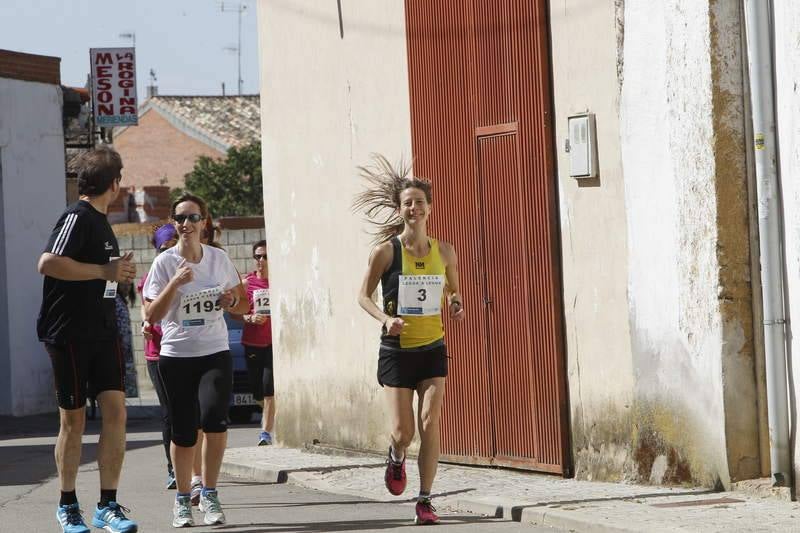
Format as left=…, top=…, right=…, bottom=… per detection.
left=384, top=448, right=407, bottom=496
left=414, top=498, right=439, bottom=525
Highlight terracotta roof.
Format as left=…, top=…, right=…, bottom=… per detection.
left=140, top=95, right=261, bottom=152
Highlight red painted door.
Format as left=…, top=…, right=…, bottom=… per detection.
left=405, top=0, right=570, bottom=474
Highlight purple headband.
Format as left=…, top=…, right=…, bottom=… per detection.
left=153, top=224, right=177, bottom=251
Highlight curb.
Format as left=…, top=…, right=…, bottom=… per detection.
left=453, top=497, right=650, bottom=532
left=220, top=458, right=708, bottom=532
left=222, top=461, right=287, bottom=484
left=222, top=458, right=636, bottom=532
left=520, top=507, right=641, bottom=533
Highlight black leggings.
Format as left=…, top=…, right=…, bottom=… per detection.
left=243, top=345, right=274, bottom=400
left=146, top=359, right=172, bottom=473
left=158, top=351, right=233, bottom=448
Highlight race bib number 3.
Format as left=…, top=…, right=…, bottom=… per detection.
left=398, top=275, right=445, bottom=316
left=253, top=288, right=270, bottom=315
left=178, top=286, right=223, bottom=327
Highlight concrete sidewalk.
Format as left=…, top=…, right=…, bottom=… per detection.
left=221, top=445, right=800, bottom=532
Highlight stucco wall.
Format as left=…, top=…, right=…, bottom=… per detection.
left=552, top=0, right=759, bottom=487
left=549, top=0, right=636, bottom=482
left=620, top=0, right=758, bottom=487
left=773, top=0, right=800, bottom=498
left=0, top=78, right=66, bottom=415
left=114, top=109, right=224, bottom=189
left=257, top=0, right=412, bottom=450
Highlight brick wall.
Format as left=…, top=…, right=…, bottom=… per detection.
left=117, top=226, right=266, bottom=393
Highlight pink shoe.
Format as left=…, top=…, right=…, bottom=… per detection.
left=384, top=448, right=407, bottom=496
left=414, top=498, right=439, bottom=525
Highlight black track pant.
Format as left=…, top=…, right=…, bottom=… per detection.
left=147, top=359, right=172, bottom=472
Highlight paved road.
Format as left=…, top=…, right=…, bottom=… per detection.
left=0, top=407, right=557, bottom=532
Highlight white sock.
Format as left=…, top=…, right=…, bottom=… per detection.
left=390, top=445, right=404, bottom=463
left=418, top=492, right=431, bottom=502
left=191, top=475, right=202, bottom=486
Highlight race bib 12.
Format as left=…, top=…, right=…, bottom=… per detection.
left=253, top=288, right=270, bottom=315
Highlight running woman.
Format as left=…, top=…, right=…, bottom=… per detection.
left=355, top=155, right=465, bottom=525
left=138, top=223, right=178, bottom=490
left=143, top=193, right=248, bottom=528
left=232, top=240, right=275, bottom=446
left=37, top=146, right=138, bottom=533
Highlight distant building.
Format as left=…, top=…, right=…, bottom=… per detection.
left=114, top=95, right=261, bottom=190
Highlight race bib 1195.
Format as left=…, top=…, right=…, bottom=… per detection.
left=178, top=286, right=223, bottom=327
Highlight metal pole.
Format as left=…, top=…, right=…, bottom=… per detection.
left=238, top=2, right=243, bottom=95
left=742, top=0, right=791, bottom=486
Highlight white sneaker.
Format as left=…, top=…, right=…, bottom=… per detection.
left=172, top=496, right=194, bottom=528
left=199, top=491, right=226, bottom=525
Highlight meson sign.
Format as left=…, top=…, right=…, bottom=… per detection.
left=90, top=47, right=138, bottom=126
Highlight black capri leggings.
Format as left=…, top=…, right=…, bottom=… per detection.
left=158, top=351, right=233, bottom=448
left=243, top=345, right=274, bottom=401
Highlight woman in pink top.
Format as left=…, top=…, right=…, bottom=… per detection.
left=138, top=223, right=178, bottom=488
left=233, top=239, right=274, bottom=446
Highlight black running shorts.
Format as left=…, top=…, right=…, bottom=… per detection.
left=45, top=339, right=126, bottom=410
left=377, top=344, right=448, bottom=389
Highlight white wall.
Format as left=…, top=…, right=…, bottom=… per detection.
left=257, top=0, right=412, bottom=449
left=773, top=0, right=800, bottom=497
left=0, top=78, right=66, bottom=415
left=553, top=0, right=759, bottom=486
left=620, top=1, right=743, bottom=486
left=549, top=0, right=635, bottom=481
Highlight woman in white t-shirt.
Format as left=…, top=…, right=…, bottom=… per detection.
left=143, top=193, right=247, bottom=528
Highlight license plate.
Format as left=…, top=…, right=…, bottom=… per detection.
left=232, top=393, right=256, bottom=406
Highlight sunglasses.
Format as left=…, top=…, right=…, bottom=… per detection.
left=173, top=213, right=203, bottom=224
left=253, top=254, right=267, bottom=260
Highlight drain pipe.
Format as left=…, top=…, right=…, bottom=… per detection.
left=742, top=0, right=791, bottom=486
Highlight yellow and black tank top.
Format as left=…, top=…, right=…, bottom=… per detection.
left=380, top=237, right=446, bottom=350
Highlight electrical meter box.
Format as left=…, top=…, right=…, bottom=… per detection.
left=567, top=113, right=598, bottom=178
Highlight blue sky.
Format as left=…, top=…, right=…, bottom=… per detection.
left=0, top=0, right=260, bottom=98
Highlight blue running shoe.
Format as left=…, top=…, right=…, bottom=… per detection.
left=258, top=431, right=272, bottom=446
left=166, top=471, right=177, bottom=490
left=56, top=503, right=89, bottom=533
left=91, top=501, right=138, bottom=533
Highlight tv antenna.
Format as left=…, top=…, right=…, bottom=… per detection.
left=218, top=1, right=247, bottom=95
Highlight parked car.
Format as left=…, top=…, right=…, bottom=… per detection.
left=225, top=313, right=261, bottom=424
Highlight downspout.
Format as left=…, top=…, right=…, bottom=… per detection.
left=742, top=0, right=791, bottom=486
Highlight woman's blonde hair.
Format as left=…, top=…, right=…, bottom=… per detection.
left=352, top=154, right=432, bottom=245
